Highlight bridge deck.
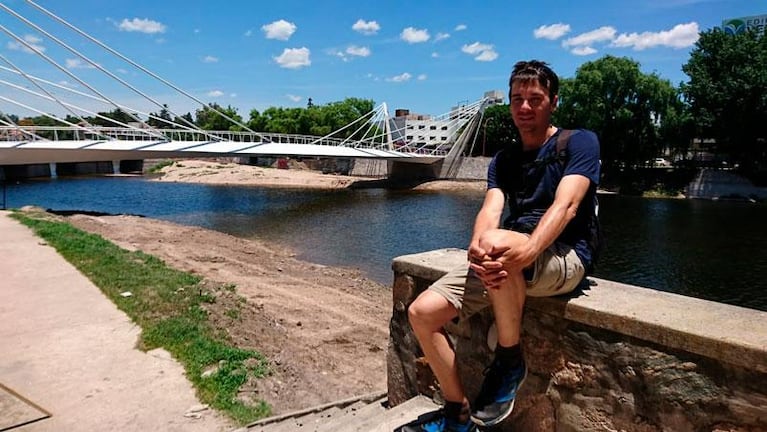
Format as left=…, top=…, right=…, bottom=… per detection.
left=0, top=140, right=442, bottom=165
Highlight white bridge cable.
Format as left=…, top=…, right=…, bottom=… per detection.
left=23, top=0, right=265, bottom=140
left=0, top=115, right=45, bottom=141
left=0, top=78, right=179, bottom=139
left=387, top=98, right=486, bottom=155
left=0, top=66, right=236, bottom=142
left=0, top=95, right=117, bottom=141
left=307, top=103, right=385, bottom=147
left=0, top=2, right=203, bottom=138
left=0, top=53, right=114, bottom=141
left=336, top=104, right=388, bottom=148
left=0, top=23, right=167, bottom=141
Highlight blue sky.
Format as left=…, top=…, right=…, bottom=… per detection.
left=0, top=0, right=758, bottom=122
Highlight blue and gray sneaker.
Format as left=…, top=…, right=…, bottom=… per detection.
left=470, top=358, right=528, bottom=427
left=399, top=411, right=477, bottom=432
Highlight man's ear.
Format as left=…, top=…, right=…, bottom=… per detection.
left=551, top=94, right=559, bottom=110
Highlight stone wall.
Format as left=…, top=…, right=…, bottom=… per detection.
left=388, top=249, right=767, bottom=432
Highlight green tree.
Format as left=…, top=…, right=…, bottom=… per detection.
left=89, top=108, right=136, bottom=127
left=247, top=109, right=266, bottom=131
left=147, top=104, right=174, bottom=129
left=555, top=55, right=680, bottom=172
left=173, top=112, right=195, bottom=128
left=682, top=28, right=767, bottom=172
left=195, top=103, right=243, bottom=131
left=476, top=104, right=517, bottom=156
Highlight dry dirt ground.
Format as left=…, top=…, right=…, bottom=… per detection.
left=59, top=160, right=482, bottom=417
left=65, top=213, right=391, bottom=416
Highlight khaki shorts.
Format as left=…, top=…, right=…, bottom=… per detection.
left=428, top=242, right=585, bottom=321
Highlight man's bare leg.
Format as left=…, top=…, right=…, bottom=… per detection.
left=408, top=290, right=468, bottom=405
left=470, top=229, right=529, bottom=427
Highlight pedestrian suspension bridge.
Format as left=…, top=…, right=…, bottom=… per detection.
left=0, top=1, right=498, bottom=178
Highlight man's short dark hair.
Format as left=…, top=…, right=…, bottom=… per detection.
left=509, top=60, right=559, bottom=100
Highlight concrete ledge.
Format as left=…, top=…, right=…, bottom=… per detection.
left=392, top=248, right=767, bottom=374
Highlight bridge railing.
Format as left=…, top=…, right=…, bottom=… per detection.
left=0, top=125, right=453, bottom=156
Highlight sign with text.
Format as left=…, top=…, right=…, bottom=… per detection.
left=723, top=15, right=767, bottom=36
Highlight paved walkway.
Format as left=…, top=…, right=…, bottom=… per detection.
left=0, top=211, right=231, bottom=431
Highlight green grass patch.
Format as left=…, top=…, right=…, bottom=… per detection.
left=146, top=159, right=175, bottom=173
left=11, top=211, right=271, bottom=424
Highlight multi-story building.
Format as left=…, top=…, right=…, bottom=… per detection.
left=390, top=90, right=504, bottom=152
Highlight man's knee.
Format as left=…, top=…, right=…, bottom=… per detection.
left=478, top=228, right=528, bottom=255
left=408, top=291, right=455, bottom=331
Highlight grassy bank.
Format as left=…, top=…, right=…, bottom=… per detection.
left=11, top=210, right=271, bottom=425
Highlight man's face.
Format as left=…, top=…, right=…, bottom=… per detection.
left=509, top=81, right=557, bottom=133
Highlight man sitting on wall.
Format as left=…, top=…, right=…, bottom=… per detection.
left=405, top=60, right=601, bottom=431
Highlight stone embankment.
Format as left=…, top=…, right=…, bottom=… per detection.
left=388, top=249, right=767, bottom=432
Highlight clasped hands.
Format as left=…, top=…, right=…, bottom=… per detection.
left=468, top=229, right=536, bottom=290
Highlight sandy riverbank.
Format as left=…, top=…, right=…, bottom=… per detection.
left=151, top=159, right=487, bottom=193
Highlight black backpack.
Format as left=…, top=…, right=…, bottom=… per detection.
left=555, top=130, right=604, bottom=273
left=495, top=129, right=604, bottom=273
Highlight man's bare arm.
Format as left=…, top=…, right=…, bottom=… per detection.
left=523, top=174, right=591, bottom=263
left=468, top=188, right=505, bottom=261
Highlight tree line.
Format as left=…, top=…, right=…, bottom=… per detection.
left=4, top=28, right=766, bottom=183
left=478, top=28, right=767, bottom=185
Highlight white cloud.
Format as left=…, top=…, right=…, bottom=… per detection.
left=417, top=74, right=427, bottom=81
left=203, top=55, right=219, bottom=63
left=194, top=29, right=201, bottom=34
left=58, top=80, right=77, bottom=88
left=244, top=29, right=253, bottom=37
left=262, top=19, right=297, bottom=40
left=286, top=94, right=302, bottom=102
left=571, top=46, right=597, bottom=56
left=274, top=47, right=311, bottom=69
left=65, top=58, right=96, bottom=69
left=400, top=27, right=430, bottom=44
left=455, top=24, right=467, bottom=31
left=116, top=68, right=128, bottom=75
left=562, top=26, right=617, bottom=48
left=207, top=90, right=224, bottom=97
left=534, top=23, right=571, bottom=40
left=346, top=45, right=371, bottom=57
left=435, top=32, right=450, bottom=42
left=431, top=52, right=439, bottom=58
left=462, top=42, right=492, bottom=55
left=387, top=72, right=412, bottom=82
left=118, top=18, right=166, bottom=34
left=475, top=50, right=499, bottom=62
left=7, top=34, right=45, bottom=54
left=611, top=22, right=699, bottom=50
left=352, top=19, right=380, bottom=35
left=230, top=93, right=237, bottom=98
left=461, top=42, right=498, bottom=62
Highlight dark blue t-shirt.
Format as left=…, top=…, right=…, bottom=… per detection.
left=487, top=128, right=600, bottom=269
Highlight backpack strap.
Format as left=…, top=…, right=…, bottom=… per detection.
left=555, top=129, right=573, bottom=163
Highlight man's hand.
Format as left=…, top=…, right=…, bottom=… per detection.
left=469, top=230, right=538, bottom=290
left=468, top=241, right=509, bottom=290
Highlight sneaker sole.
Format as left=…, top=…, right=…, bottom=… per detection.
left=470, top=367, right=528, bottom=427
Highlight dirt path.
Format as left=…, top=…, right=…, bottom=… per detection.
left=65, top=213, right=391, bottom=415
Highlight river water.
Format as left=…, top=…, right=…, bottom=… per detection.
left=4, top=176, right=766, bottom=312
